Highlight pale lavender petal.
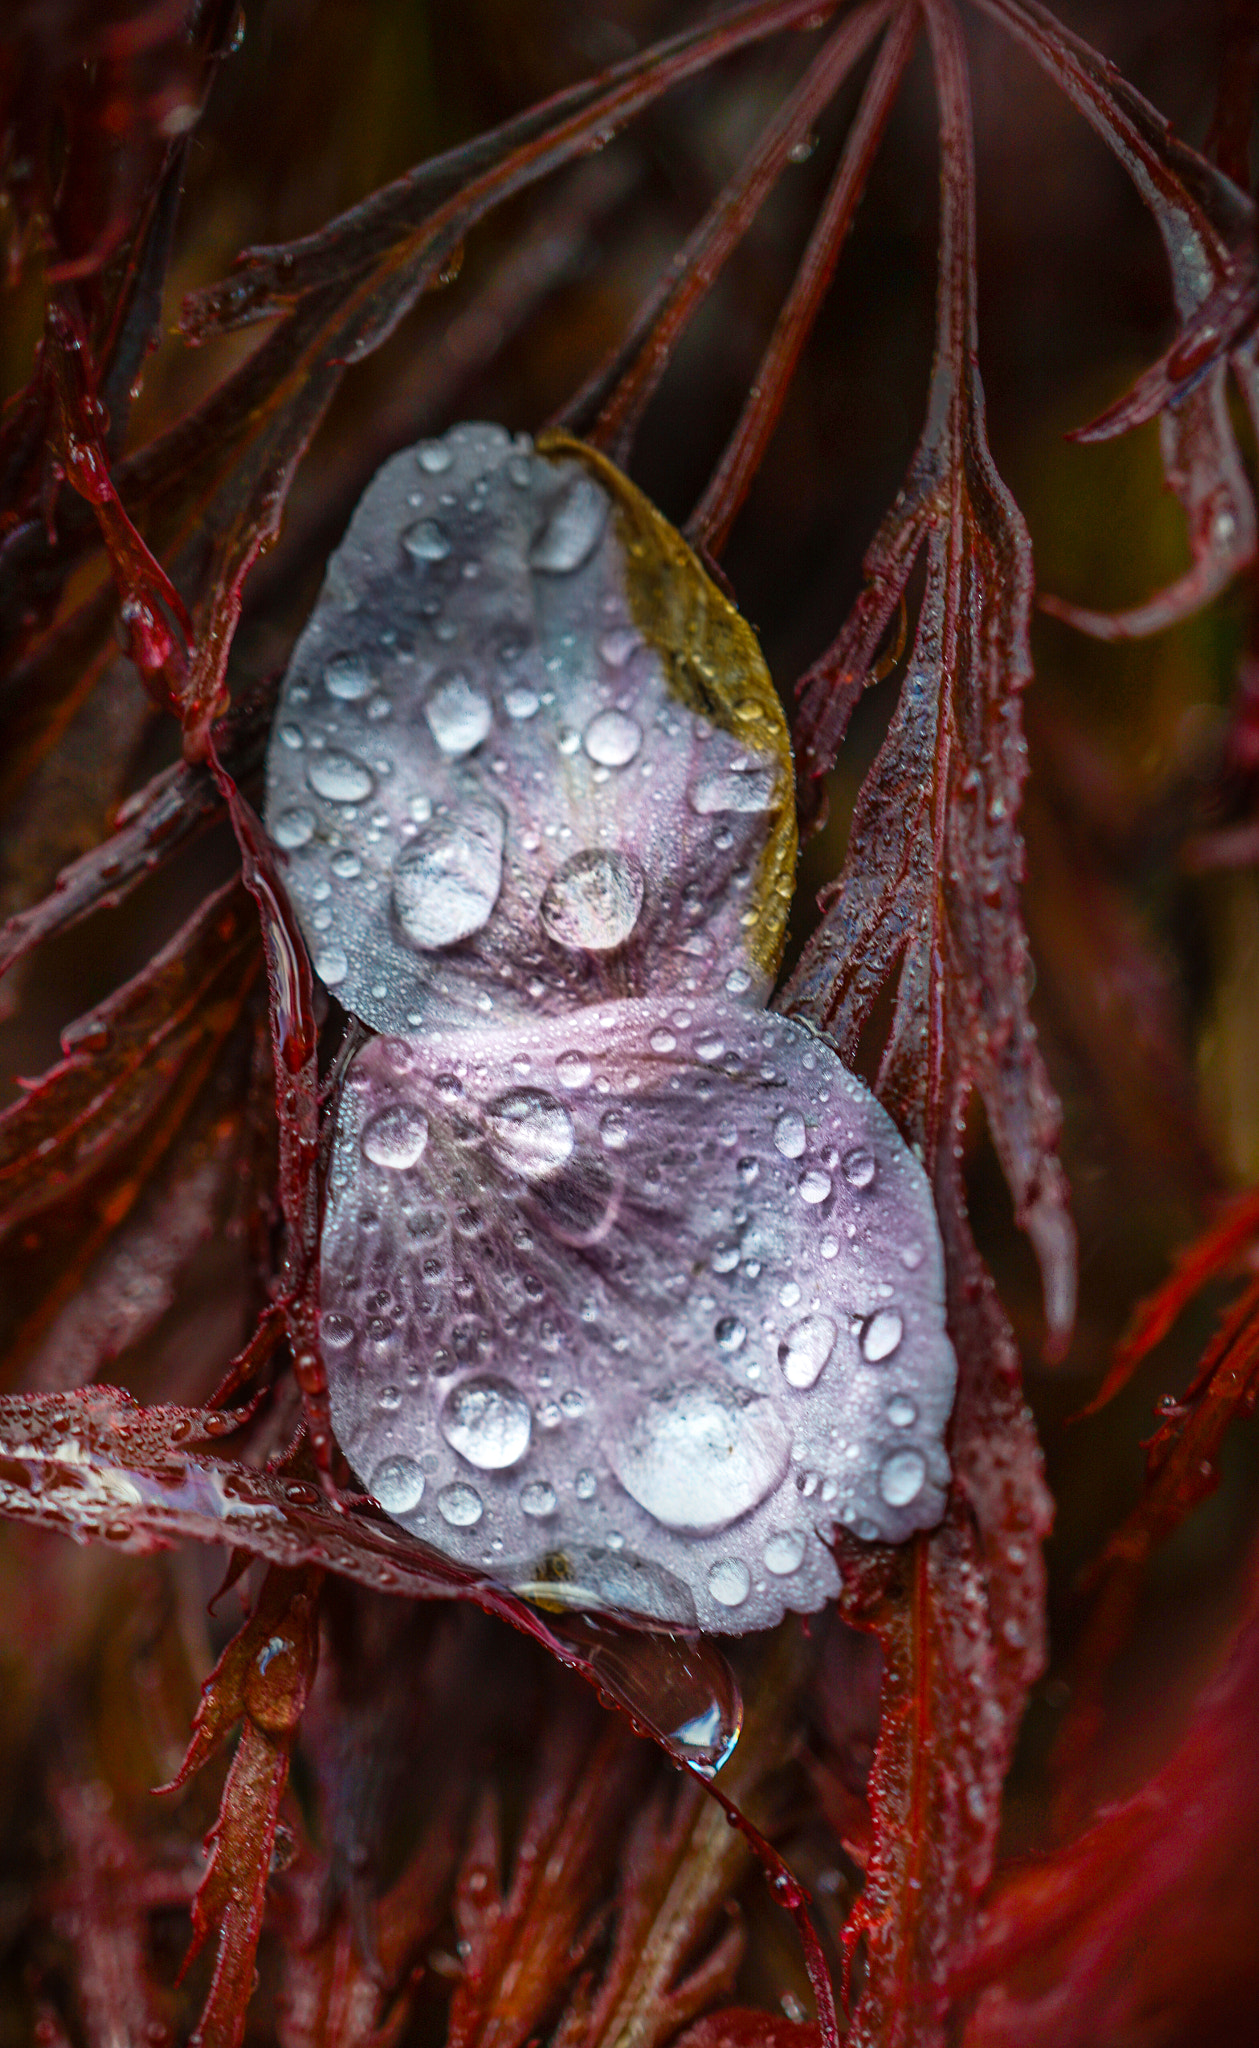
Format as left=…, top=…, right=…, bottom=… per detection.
left=265, top=423, right=794, bottom=1032
left=321, top=997, right=955, bottom=1635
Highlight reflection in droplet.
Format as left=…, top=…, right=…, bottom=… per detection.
left=403, top=518, right=451, bottom=562
left=555, top=1611, right=742, bottom=1774
left=486, top=1088, right=574, bottom=1178
left=841, top=1145, right=876, bottom=1189
left=392, top=800, right=504, bottom=949
left=778, top=1313, right=838, bottom=1389
left=438, top=1481, right=483, bottom=1526
left=325, top=654, right=373, bottom=700
left=556, top=1049, right=592, bottom=1089
left=440, top=1375, right=532, bottom=1469
left=773, top=1110, right=806, bottom=1158
left=307, top=750, right=375, bottom=803
left=370, top=1455, right=425, bottom=1513
left=861, top=1309, right=904, bottom=1363
left=361, top=1103, right=430, bottom=1169
left=540, top=848, right=644, bottom=952
left=583, top=709, right=642, bottom=768
left=425, top=675, right=492, bottom=756
left=606, top=1382, right=791, bottom=1533
left=529, top=473, right=608, bottom=574
left=763, top=1528, right=806, bottom=1575
left=708, top=1558, right=751, bottom=1608
left=879, top=1447, right=926, bottom=1507
left=273, top=805, right=316, bottom=850
left=315, top=946, right=349, bottom=986
left=599, top=1109, right=629, bottom=1151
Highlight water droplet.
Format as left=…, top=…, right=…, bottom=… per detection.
left=315, top=946, right=349, bottom=986
left=798, top=1169, right=832, bottom=1204
left=417, top=440, right=453, bottom=474
left=841, top=1146, right=876, bottom=1189
left=650, top=1029, right=677, bottom=1053
left=273, top=805, right=316, bottom=849
left=901, top=1242, right=924, bottom=1270
left=606, top=1382, right=791, bottom=1533
left=715, top=1316, right=747, bottom=1353
left=377, top=1385, right=402, bottom=1411
left=879, top=1447, right=926, bottom=1507
left=438, top=1481, right=483, bottom=1526
left=710, top=1241, right=740, bottom=1275
left=331, top=848, right=362, bottom=880
left=362, top=1103, right=430, bottom=1169
left=371, top=1455, right=425, bottom=1513
left=486, top=1088, right=574, bottom=1177
left=600, top=1108, right=629, bottom=1150
left=887, top=1394, right=917, bottom=1427
left=541, top=1051, right=587, bottom=1097
left=504, top=684, right=540, bottom=719
left=441, top=1376, right=532, bottom=1469
left=861, top=1309, right=904, bottom=1363
left=691, top=767, right=776, bottom=814
left=778, top=1313, right=838, bottom=1389
left=725, top=967, right=752, bottom=996
left=583, top=709, right=642, bottom=767
left=567, top=1618, right=741, bottom=1773
left=425, top=675, right=492, bottom=756
left=708, top=1558, right=751, bottom=1607
left=322, top=1312, right=354, bottom=1347
left=539, top=848, right=644, bottom=951
left=763, top=1528, right=806, bottom=1575
left=575, top=1469, right=598, bottom=1499
left=773, top=1110, right=806, bottom=1158
left=520, top=1479, right=557, bottom=1516
left=325, top=655, right=373, bottom=700
left=530, top=473, right=608, bottom=573
left=403, top=518, right=451, bottom=562
left=307, top=750, right=374, bottom=803
left=393, top=799, right=504, bottom=949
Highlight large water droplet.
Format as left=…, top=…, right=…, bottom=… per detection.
left=438, top=1481, right=483, bottom=1526
left=861, top=1308, right=904, bottom=1364
left=773, top=1109, right=806, bottom=1158
left=404, top=518, right=451, bottom=562
left=539, top=849, right=644, bottom=951
left=486, top=1088, right=574, bottom=1178
left=370, top=1455, right=425, bottom=1513
left=708, top=1558, right=751, bottom=1608
left=879, top=1447, right=926, bottom=1507
left=425, top=675, right=492, bottom=756
left=273, top=805, right=316, bottom=850
left=530, top=473, right=608, bottom=573
left=392, top=800, right=504, bottom=949
left=583, top=709, right=642, bottom=768
left=511, top=1544, right=696, bottom=1626
left=580, top=1622, right=742, bottom=1775
left=361, top=1103, right=430, bottom=1169
left=606, top=1382, right=791, bottom=1533
left=307, top=750, right=375, bottom=803
left=763, top=1528, right=806, bottom=1575
left=441, top=1375, right=532, bottom=1469
left=325, top=654, right=373, bottom=700
left=690, top=767, right=776, bottom=814
left=778, top=1313, right=837, bottom=1389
